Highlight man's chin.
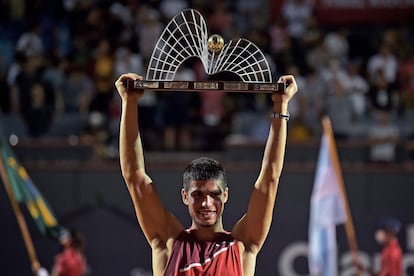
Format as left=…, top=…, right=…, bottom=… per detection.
left=196, top=219, right=217, bottom=228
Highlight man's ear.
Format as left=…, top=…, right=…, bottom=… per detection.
left=223, top=187, right=229, bottom=203
left=181, top=188, right=189, bottom=205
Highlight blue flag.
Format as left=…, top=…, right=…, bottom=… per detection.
left=308, top=134, right=347, bottom=276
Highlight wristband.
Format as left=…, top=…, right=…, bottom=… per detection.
left=271, top=112, right=290, bottom=121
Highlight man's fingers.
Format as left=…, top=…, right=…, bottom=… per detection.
left=117, top=73, right=142, bottom=83
left=116, top=73, right=143, bottom=89
left=277, top=75, right=298, bottom=93
left=126, top=73, right=142, bottom=80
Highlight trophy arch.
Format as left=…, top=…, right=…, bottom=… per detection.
left=146, top=9, right=273, bottom=84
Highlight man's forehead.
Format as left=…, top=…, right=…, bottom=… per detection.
left=189, top=179, right=224, bottom=190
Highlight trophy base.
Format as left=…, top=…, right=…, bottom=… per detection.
left=124, top=80, right=286, bottom=94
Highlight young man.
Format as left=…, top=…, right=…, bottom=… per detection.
left=115, top=73, right=298, bottom=275
left=371, top=217, right=403, bottom=276
left=355, top=217, right=403, bottom=276
left=52, top=229, right=87, bottom=276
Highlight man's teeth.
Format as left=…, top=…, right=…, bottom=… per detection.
left=200, top=211, right=215, bottom=216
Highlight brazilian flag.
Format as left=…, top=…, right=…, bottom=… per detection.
left=0, top=138, right=62, bottom=239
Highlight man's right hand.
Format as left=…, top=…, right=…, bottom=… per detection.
left=271, top=74, right=298, bottom=105
left=115, top=73, right=144, bottom=101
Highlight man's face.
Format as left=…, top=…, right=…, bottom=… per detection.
left=375, top=229, right=393, bottom=245
left=181, top=179, right=228, bottom=228
left=375, top=229, right=386, bottom=245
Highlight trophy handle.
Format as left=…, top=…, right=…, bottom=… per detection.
left=123, top=80, right=286, bottom=94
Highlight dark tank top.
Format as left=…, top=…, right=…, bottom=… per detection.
left=163, top=229, right=242, bottom=276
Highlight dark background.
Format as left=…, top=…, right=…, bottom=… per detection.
left=1, top=145, right=413, bottom=276
left=1, top=0, right=414, bottom=275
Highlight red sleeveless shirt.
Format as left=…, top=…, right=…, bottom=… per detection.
left=163, top=230, right=242, bottom=276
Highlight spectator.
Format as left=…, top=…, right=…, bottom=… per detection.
left=14, top=55, right=56, bottom=137
left=45, top=60, right=91, bottom=138
left=324, top=77, right=354, bottom=139
left=136, top=94, right=161, bottom=151
left=61, top=63, right=94, bottom=114
left=367, top=111, right=400, bottom=163
left=114, top=46, right=143, bottom=80
left=89, top=39, right=114, bottom=116
left=288, top=116, right=314, bottom=143
left=159, top=0, right=189, bottom=20
left=268, top=17, right=291, bottom=74
left=16, top=19, right=44, bottom=57
left=136, top=7, right=163, bottom=62
left=41, top=56, right=67, bottom=117
left=304, top=68, right=325, bottom=125
left=281, top=0, right=313, bottom=68
left=25, top=82, right=55, bottom=137
left=235, top=0, right=265, bottom=34
left=229, top=107, right=263, bottom=142
left=345, top=60, right=369, bottom=120
left=208, top=1, right=234, bottom=38
left=200, top=89, right=226, bottom=150
left=161, top=65, right=195, bottom=151
left=285, top=64, right=308, bottom=120
left=323, top=28, right=349, bottom=65
left=320, top=58, right=349, bottom=92
left=355, top=217, right=402, bottom=276
left=306, top=39, right=330, bottom=73
left=52, top=229, right=87, bottom=276
left=281, top=0, right=313, bottom=40
left=368, top=69, right=397, bottom=112
left=398, top=50, right=414, bottom=114
left=367, top=44, right=398, bottom=90
left=302, top=15, right=323, bottom=51
left=7, top=50, right=26, bottom=89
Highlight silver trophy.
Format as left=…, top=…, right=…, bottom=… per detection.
left=125, top=9, right=285, bottom=93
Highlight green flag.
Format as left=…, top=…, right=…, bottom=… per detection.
left=0, top=138, right=62, bottom=239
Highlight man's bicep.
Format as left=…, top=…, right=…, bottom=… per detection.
left=128, top=178, right=183, bottom=243
left=232, top=187, right=276, bottom=250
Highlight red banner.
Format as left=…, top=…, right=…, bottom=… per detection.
left=314, top=0, right=414, bottom=25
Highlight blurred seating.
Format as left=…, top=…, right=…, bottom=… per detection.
left=48, top=113, right=89, bottom=138
left=0, top=112, right=28, bottom=138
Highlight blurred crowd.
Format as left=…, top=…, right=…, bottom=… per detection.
left=0, top=0, right=413, bottom=160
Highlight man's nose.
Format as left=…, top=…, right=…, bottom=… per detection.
left=201, top=195, right=213, bottom=207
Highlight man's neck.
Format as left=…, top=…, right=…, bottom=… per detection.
left=189, top=222, right=225, bottom=241
left=383, top=236, right=397, bottom=247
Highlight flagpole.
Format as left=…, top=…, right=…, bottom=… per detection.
left=0, top=146, right=41, bottom=276
left=321, top=116, right=361, bottom=275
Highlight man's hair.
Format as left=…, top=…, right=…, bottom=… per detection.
left=377, top=217, right=401, bottom=235
left=183, top=157, right=227, bottom=191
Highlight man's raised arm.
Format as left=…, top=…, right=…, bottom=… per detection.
left=115, top=73, right=182, bottom=245
left=232, top=75, right=298, bottom=252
